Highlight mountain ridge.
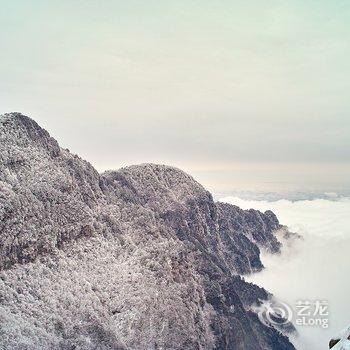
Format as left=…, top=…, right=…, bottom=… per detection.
left=0, top=112, right=296, bottom=349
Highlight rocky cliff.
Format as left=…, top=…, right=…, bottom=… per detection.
left=0, top=113, right=295, bottom=350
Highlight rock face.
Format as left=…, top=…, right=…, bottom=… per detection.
left=329, top=324, right=350, bottom=349
left=0, top=113, right=295, bottom=350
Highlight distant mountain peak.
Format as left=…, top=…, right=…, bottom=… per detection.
left=0, top=112, right=60, bottom=158
left=1, top=112, right=41, bottom=130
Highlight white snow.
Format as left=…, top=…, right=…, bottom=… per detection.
left=332, top=324, right=350, bottom=349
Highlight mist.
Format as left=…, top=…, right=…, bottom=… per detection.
left=220, top=196, right=350, bottom=349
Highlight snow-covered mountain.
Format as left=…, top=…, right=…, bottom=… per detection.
left=0, top=113, right=296, bottom=349
left=330, top=324, right=350, bottom=349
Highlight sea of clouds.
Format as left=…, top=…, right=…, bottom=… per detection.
left=220, top=195, right=350, bottom=349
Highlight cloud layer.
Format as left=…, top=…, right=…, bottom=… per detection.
left=220, top=196, right=350, bottom=349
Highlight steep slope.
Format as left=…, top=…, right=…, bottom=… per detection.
left=0, top=113, right=295, bottom=350
left=216, top=202, right=282, bottom=253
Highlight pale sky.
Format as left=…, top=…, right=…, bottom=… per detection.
left=1, top=1, right=349, bottom=192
